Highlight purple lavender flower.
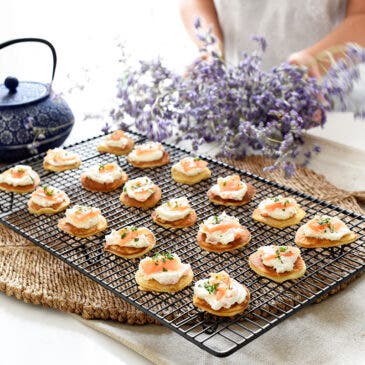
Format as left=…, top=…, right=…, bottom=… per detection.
left=194, top=17, right=201, bottom=29
left=110, top=31, right=364, bottom=178
left=101, top=122, right=111, bottom=134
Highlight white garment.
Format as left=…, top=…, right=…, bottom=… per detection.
left=214, top=0, right=346, bottom=69
left=213, top=0, right=365, bottom=110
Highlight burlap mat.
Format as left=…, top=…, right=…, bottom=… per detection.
left=0, top=156, right=363, bottom=325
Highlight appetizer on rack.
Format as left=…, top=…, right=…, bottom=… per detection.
left=97, top=130, right=134, bottom=155
left=295, top=215, right=357, bottom=248
left=193, top=271, right=250, bottom=317
left=152, top=197, right=197, bottom=228
left=252, top=195, right=305, bottom=228
left=135, top=252, right=193, bottom=292
left=249, top=245, right=306, bottom=283
left=0, top=165, right=40, bottom=193
left=120, top=176, right=161, bottom=209
left=207, top=174, right=255, bottom=206
left=28, top=185, right=70, bottom=214
left=80, top=162, right=128, bottom=192
left=43, top=148, right=81, bottom=172
left=58, top=205, right=107, bottom=237
left=171, top=156, right=211, bottom=185
left=127, top=141, right=170, bottom=169
left=104, top=225, right=155, bottom=259
left=197, top=212, right=250, bottom=252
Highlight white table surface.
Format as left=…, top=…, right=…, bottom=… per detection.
left=0, top=113, right=364, bottom=365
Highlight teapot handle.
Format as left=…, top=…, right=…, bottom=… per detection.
left=0, top=38, right=57, bottom=84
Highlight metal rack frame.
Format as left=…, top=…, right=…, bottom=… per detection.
left=0, top=132, right=364, bottom=357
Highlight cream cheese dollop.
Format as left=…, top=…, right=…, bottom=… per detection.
left=65, top=205, right=101, bottom=229
left=105, top=228, right=150, bottom=248
left=103, top=130, right=129, bottom=148
left=82, top=163, right=125, bottom=184
left=199, top=212, right=244, bottom=245
left=258, top=196, right=298, bottom=220
left=194, top=272, right=247, bottom=311
left=210, top=175, right=247, bottom=201
left=128, top=142, right=164, bottom=162
left=124, top=176, right=156, bottom=202
left=0, top=165, right=37, bottom=186
left=259, top=245, right=300, bottom=273
left=30, top=185, right=66, bottom=207
left=155, top=197, right=192, bottom=221
left=44, top=148, right=80, bottom=166
left=173, top=157, right=208, bottom=176
left=139, top=254, right=191, bottom=285
left=302, top=215, right=350, bottom=241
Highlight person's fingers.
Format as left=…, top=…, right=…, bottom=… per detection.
left=288, top=50, right=322, bottom=79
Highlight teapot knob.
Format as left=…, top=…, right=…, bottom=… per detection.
left=4, top=76, right=19, bottom=93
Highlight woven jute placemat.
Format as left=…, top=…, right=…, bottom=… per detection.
left=0, top=156, right=363, bottom=325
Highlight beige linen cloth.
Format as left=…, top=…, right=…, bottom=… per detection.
left=75, top=134, right=364, bottom=365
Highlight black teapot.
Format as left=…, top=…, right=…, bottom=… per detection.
left=0, top=38, right=74, bottom=162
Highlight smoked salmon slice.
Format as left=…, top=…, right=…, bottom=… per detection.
left=142, top=253, right=180, bottom=274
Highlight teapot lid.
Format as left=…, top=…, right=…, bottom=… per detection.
left=0, top=78, right=50, bottom=109
left=0, top=38, right=57, bottom=110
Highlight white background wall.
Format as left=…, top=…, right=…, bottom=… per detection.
left=1, top=0, right=196, bottom=122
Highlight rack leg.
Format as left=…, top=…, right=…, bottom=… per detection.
left=0, top=192, right=14, bottom=213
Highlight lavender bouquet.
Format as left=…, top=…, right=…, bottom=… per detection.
left=110, top=21, right=365, bottom=178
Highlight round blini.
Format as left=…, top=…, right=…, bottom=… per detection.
left=135, top=267, right=194, bottom=293
left=193, top=285, right=250, bottom=317
left=252, top=207, right=306, bottom=229
left=207, top=183, right=255, bottom=206
left=151, top=210, right=197, bottom=229
left=171, top=166, right=211, bottom=185
left=27, top=195, right=70, bottom=215
left=120, top=186, right=162, bottom=210
left=127, top=151, right=170, bottom=169
left=104, top=228, right=156, bottom=259
left=97, top=137, right=134, bottom=156
left=57, top=215, right=107, bottom=238
left=248, top=250, right=306, bottom=283
left=0, top=174, right=40, bottom=194
left=295, top=225, right=357, bottom=248
left=43, top=160, right=81, bottom=172
left=80, top=172, right=128, bottom=193
left=197, top=228, right=251, bottom=253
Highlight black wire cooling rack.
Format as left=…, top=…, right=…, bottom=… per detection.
left=0, top=132, right=364, bottom=357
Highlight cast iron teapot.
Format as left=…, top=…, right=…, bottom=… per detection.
left=0, top=38, right=74, bottom=162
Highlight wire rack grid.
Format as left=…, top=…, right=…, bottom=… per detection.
left=0, top=132, right=364, bottom=357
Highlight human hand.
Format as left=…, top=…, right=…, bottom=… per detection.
left=288, top=50, right=324, bottom=125
left=288, top=50, right=322, bottom=79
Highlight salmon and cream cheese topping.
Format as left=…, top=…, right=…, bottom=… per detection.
left=258, top=245, right=300, bottom=273
left=124, top=176, right=157, bottom=202
left=199, top=212, right=245, bottom=245
left=103, top=130, right=129, bottom=148
left=302, top=215, right=351, bottom=241
left=138, top=252, right=191, bottom=285
left=155, top=197, right=192, bottom=221
left=173, top=157, right=208, bottom=176
left=83, top=162, right=125, bottom=184
left=258, top=196, right=298, bottom=220
left=30, top=185, right=67, bottom=207
left=44, top=148, right=80, bottom=166
left=0, top=165, right=38, bottom=186
left=128, top=142, right=164, bottom=162
left=194, top=271, right=247, bottom=310
left=105, top=226, right=151, bottom=249
left=64, top=205, right=103, bottom=229
left=210, top=174, right=247, bottom=200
